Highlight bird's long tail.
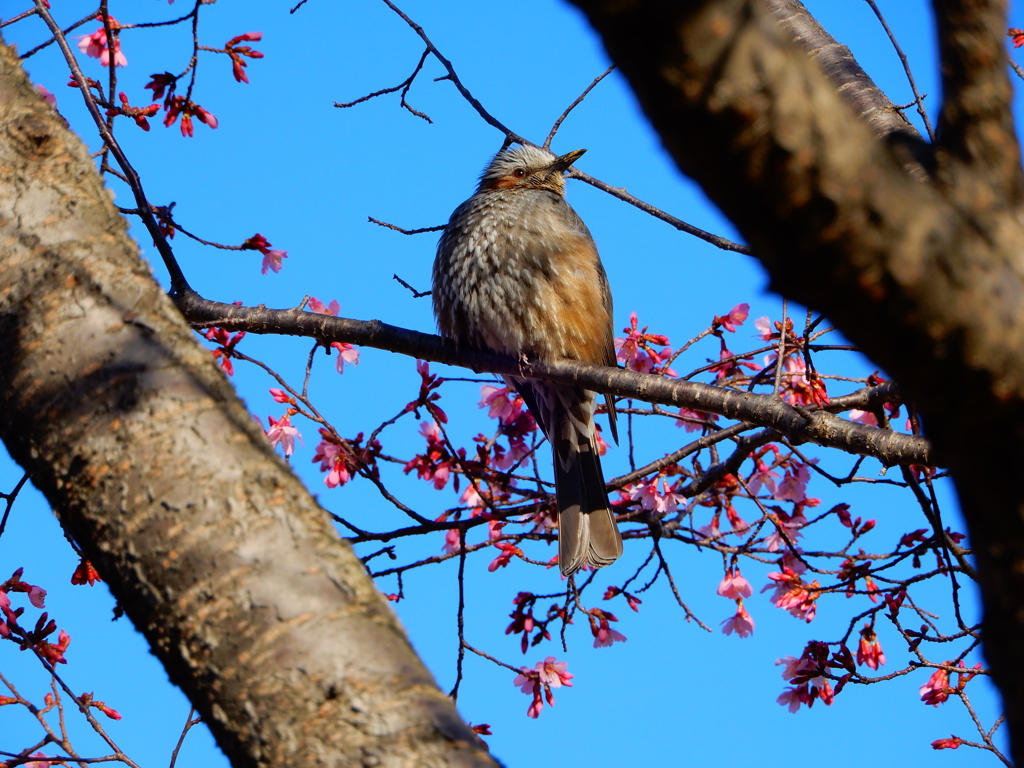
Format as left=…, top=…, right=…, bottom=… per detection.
left=512, top=378, right=622, bottom=575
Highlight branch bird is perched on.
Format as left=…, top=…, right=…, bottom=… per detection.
left=432, top=144, right=622, bottom=575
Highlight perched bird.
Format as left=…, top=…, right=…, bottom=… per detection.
left=432, top=144, right=622, bottom=575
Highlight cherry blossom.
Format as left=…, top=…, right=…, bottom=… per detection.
left=331, top=342, right=360, bottom=373
left=676, top=407, right=717, bottom=432
left=76, top=18, right=127, bottom=68
left=488, top=542, right=522, bottom=572
left=763, top=567, right=819, bottom=622
left=775, top=461, right=811, bottom=503
left=266, top=414, right=302, bottom=456
left=627, top=477, right=682, bottom=515
left=848, top=409, right=878, bottom=427
left=441, top=526, right=462, bottom=555
left=308, top=297, right=341, bottom=316
left=36, top=85, right=57, bottom=108
left=713, top=302, right=749, bottom=332
left=513, top=657, right=573, bottom=719
left=588, top=609, right=627, bottom=648
left=721, top=602, right=755, bottom=637
left=312, top=432, right=353, bottom=488
left=857, top=625, right=886, bottom=671
left=748, top=459, right=780, bottom=496
left=71, top=559, right=102, bottom=587
left=920, top=667, right=951, bottom=707
left=479, top=384, right=520, bottom=423
left=614, top=312, right=675, bottom=375
left=764, top=509, right=808, bottom=552
left=1010, top=27, right=1024, bottom=47
left=717, top=567, right=753, bottom=600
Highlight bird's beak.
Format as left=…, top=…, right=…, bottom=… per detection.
left=550, top=148, right=587, bottom=173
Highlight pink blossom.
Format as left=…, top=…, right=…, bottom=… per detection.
left=776, top=655, right=814, bottom=681
left=813, top=677, right=835, bottom=705
left=717, top=567, right=753, bottom=600
left=461, top=484, right=485, bottom=509
left=920, top=668, right=951, bottom=707
left=754, top=316, right=773, bottom=341
left=308, top=297, right=341, bottom=315
left=536, top=657, right=573, bottom=688
left=676, top=408, right=718, bottom=432
left=776, top=687, right=805, bottom=713
left=36, top=85, right=57, bottom=108
left=763, top=567, right=819, bottom=622
left=764, top=510, right=808, bottom=552
left=312, top=438, right=351, bottom=488
left=261, top=249, right=287, bottom=275
left=848, top=409, right=878, bottom=427
left=721, top=603, right=755, bottom=637
left=931, top=736, right=964, bottom=750
left=857, top=627, right=886, bottom=671
left=590, top=610, right=627, bottom=648
left=627, top=478, right=681, bottom=514
left=330, top=342, right=360, bottom=373
left=266, top=414, right=302, bottom=456
left=614, top=312, right=674, bottom=374
left=747, top=460, right=780, bottom=497
left=494, top=438, right=530, bottom=470
left=696, top=520, right=722, bottom=540
left=442, top=527, right=462, bottom=555
left=780, top=548, right=808, bottom=575
left=76, top=24, right=127, bottom=67
left=513, top=657, right=572, bottom=719
left=714, top=303, right=749, bottom=332
left=419, top=420, right=442, bottom=443
left=725, top=503, right=749, bottom=533
left=269, top=388, right=291, bottom=403
left=488, top=542, right=522, bottom=572
left=775, top=462, right=811, bottom=502
left=479, top=384, right=519, bottom=423
left=27, top=585, right=46, bottom=609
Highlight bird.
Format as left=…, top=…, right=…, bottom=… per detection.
left=432, top=143, right=622, bottom=575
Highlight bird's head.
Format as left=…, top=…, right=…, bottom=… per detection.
left=477, top=144, right=586, bottom=195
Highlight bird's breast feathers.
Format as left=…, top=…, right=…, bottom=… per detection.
left=435, top=190, right=611, bottom=363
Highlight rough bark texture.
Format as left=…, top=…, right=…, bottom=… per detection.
left=566, top=0, right=1024, bottom=760
left=0, top=38, right=495, bottom=768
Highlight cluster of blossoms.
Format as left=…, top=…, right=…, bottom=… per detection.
left=76, top=15, right=126, bottom=67
left=0, top=568, right=68, bottom=666
left=72, top=17, right=264, bottom=140
left=615, top=311, right=677, bottom=375
left=512, top=656, right=573, bottom=718
left=245, top=233, right=289, bottom=275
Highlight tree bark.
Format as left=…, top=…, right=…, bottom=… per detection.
left=0, top=38, right=495, bottom=768
left=565, top=0, right=1024, bottom=760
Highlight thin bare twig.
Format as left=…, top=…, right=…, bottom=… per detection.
left=544, top=65, right=616, bottom=148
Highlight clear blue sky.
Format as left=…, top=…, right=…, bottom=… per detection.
left=0, top=1, right=1012, bottom=765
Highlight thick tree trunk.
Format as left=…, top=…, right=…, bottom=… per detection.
left=567, top=0, right=1024, bottom=761
left=0, top=38, right=495, bottom=768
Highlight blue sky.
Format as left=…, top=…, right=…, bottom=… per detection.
left=0, top=1, right=1013, bottom=765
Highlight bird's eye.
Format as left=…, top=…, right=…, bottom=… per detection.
left=513, top=168, right=526, bottom=178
